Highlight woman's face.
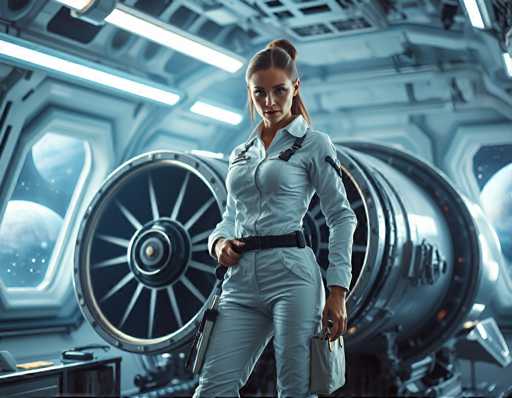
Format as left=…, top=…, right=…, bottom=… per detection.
left=248, top=67, right=299, bottom=127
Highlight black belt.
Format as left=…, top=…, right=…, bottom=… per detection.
left=234, top=230, right=306, bottom=252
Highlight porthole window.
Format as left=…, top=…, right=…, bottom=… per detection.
left=474, top=144, right=512, bottom=265
left=0, top=133, right=89, bottom=288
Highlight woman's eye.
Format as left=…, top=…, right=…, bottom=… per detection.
left=254, top=90, right=265, bottom=97
left=275, top=87, right=287, bottom=94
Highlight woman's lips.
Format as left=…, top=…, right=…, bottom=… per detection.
left=264, top=110, right=280, bottom=115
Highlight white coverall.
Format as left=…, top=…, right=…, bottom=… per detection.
left=193, top=114, right=358, bottom=397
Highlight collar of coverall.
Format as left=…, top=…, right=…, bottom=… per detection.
left=247, top=114, right=308, bottom=143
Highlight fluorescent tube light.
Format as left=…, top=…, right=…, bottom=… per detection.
left=190, top=101, right=243, bottom=125
left=503, top=52, right=512, bottom=77
left=104, top=4, right=244, bottom=73
left=0, top=35, right=180, bottom=106
left=54, top=0, right=94, bottom=12
left=190, top=150, right=225, bottom=159
left=462, top=0, right=485, bottom=29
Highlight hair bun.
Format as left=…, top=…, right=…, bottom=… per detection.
left=266, top=39, right=297, bottom=61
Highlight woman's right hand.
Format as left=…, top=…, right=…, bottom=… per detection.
left=214, top=238, right=246, bottom=267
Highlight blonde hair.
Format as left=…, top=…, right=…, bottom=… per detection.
left=245, top=39, right=312, bottom=126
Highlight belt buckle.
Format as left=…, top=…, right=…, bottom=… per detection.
left=296, top=230, right=306, bottom=248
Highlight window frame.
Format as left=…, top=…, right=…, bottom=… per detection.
left=0, top=107, right=114, bottom=329
left=443, top=123, right=512, bottom=203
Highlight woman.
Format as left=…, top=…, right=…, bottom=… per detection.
left=193, top=39, right=358, bottom=397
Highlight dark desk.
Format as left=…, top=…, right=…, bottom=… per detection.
left=0, top=355, right=121, bottom=397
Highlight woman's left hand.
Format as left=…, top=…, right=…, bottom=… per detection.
left=322, top=287, right=348, bottom=341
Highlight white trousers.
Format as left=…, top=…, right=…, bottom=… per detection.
left=193, top=246, right=325, bottom=397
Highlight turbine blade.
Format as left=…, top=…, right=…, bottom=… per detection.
left=100, top=273, right=135, bottom=303
left=92, top=255, right=127, bottom=269
left=183, top=197, right=215, bottom=230
left=189, top=260, right=216, bottom=274
left=148, top=175, right=160, bottom=220
left=97, top=234, right=130, bottom=248
left=148, top=288, right=157, bottom=338
left=191, top=228, right=214, bottom=244
left=171, top=172, right=190, bottom=221
left=119, top=282, right=144, bottom=328
left=117, top=200, right=143, bottom=230
left=181, top=275, right=206, bottom=303
left=167, top=286, right=183, bottom=327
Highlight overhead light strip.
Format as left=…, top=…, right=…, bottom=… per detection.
left=0, top=34, right=180, bottom=106
left=190, top=101, right=243, bottom=125
left=190, top=150, right=225, bottom=159
left=54, top=0, right=245, bottom=73
left=104, top=4, right=244, bottom=73
left=462, top=0, right=485, bottom=29
left=503, top=53, right=512, bottom=77
left=54, top=0, right=94, bottom=11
